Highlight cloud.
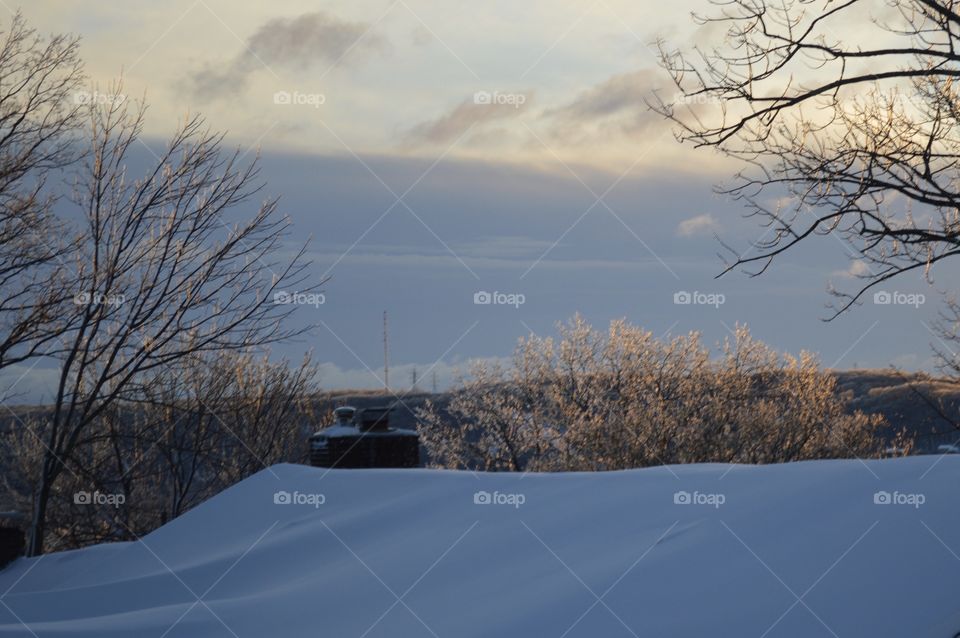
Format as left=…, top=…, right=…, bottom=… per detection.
left=316, top=357, right=508, bottom=391
left=551, top=70, right=654, bottom=120
left=406, top=93, right=532, bottom=144
left=190, top=11, right=387, bottom=99
left=676, top=213, right=721, bottom=237
left=455, top=235, right=561, bottom=259
left=831, top=260, right=872, bottom=280
left=544, top=69, right=662, bottom=140
left=310, top=249, right=671, bottom=273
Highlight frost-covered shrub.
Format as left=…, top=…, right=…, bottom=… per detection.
left=418, top=316, right=895, bottom=471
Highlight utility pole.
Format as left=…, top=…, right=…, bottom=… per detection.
left=383, top=310, right=389, bottom=392
left=411, top=366, right=418, bottom=391
left=431, top=371, right=438, bottom=394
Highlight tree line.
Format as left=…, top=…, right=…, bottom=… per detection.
left=419, top=316, right=904, bottom=471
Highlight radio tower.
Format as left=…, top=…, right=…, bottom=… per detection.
left=383, top=310, right=389, bottom=392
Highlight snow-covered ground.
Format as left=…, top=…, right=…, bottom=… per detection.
left=2, top=456, right=960, bottom=637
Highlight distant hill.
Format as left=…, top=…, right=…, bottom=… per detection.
left=833, top=369, right=960, bottom=451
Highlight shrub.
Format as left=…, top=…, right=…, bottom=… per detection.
left=418, top=316, right=896, bottom=471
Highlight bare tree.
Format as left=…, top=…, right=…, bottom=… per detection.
left=27, top=87, right=318, bottom=555
left=654, top=0, right=960, bottom=316
left=0, top=12, right=84, bottom=376
left=3, top=351, right=317, bottom=550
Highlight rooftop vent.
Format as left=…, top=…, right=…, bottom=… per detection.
left=357, top=406, right=391, bottom=432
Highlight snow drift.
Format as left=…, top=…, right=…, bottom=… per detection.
left=2, top=457, right=960, bottom=637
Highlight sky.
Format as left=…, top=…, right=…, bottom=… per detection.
left=1, top=0, right=955, bottom=401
